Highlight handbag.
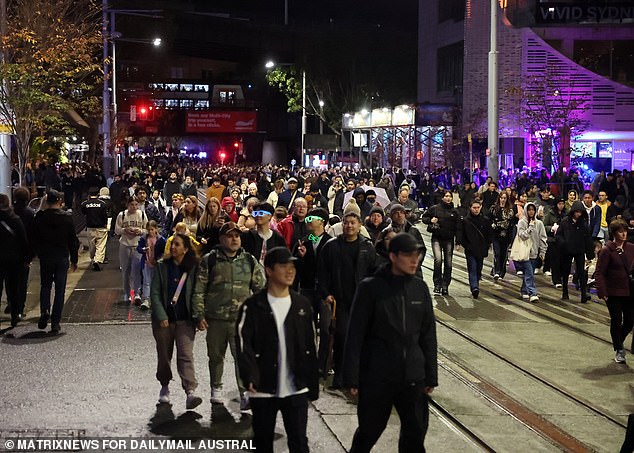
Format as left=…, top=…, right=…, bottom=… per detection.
left=509, top=234, right=532, bottom=262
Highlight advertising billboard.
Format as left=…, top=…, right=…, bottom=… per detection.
left=186, top=111, right=257, bottom=133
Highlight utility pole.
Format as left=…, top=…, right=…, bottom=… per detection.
left=487, top=0, right=499, bottom=183
left=301, top=69, right=306, bottom=167
left=0, top=0, right=11, bottom=196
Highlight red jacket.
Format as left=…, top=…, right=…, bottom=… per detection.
left=595, top=241, right=634, bottom=299
left=275, top=215, right=296, bottom=249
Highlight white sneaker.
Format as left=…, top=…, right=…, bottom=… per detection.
left=211, top=387, right=225, bottom=404
left=522, top=294, right=530, bottom=300
left=534, top=268, right=540, bottom=275
left=555, top=283, right=563, bottom=289
left=140, top=299, right=151, bottom=310
left=517, top=270, right=524, bottom=276
left=529, top=295, right=539, bottom=302
left=615, top=350, right=626, bottom=363
left=158, top=385, right=170, bottom=404
left=544, top=271, right=552, bottom=276
left=186, top=391, right=202, bottom=410
left=493, top=274, right=500, bottom=281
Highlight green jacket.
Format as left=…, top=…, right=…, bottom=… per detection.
left=150, top=258, right=197, bottom=322
left=193, top=247, right=266, bottom=322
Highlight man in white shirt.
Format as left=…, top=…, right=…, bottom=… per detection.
left=236, top=247, right=319, bottom=453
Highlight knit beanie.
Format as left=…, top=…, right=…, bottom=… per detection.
left=343, top=198, right=361, bottom=219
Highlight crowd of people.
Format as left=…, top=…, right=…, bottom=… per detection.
left=4, top=155, right=634, bottom=451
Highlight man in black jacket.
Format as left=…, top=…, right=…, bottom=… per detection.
left=240, top=202, right=286, bottom=264
left=30, top=190, right=79, bottom=334
left=318, top=211, right=376, bottom=391
left=81, top=188, right=109, bottom=271
left=457, top=199, right=493, bottom=299
left=236, top=247, right=318, bottom=453
left=343, top=233, right=437, bottom=453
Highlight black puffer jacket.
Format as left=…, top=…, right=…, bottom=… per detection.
left=456, top=211, right=493, bottom=258
left=0, top=208, right=29, bottom=264
left=343, top=264, right=437, bottom=387
left=421, top=201, right=459, bottom=241
left=556, top=201, right=594, bottom=258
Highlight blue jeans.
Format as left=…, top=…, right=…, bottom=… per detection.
left=517, top=259, right=537, bottom=296
left=465, top=253, right=484, bottom=292
left=39, top=257, right=69, bottom=326
left=142, top=264, right=155, bottom=299
left=431, top=238, right=453, bottom=289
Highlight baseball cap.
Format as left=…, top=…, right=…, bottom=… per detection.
left=264, top=247, right=298, bottom=268
left=46, top=189, right=63, bottom=204
left=219, top=221, right=240, bottom=236
left=287, top=177, right=298, bottom=183
left=388, top=233, right=425, bottom=254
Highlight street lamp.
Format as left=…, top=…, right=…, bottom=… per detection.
left=265, top=60, right=307, bottom=167
left=318, top=100, right=324, bottom=135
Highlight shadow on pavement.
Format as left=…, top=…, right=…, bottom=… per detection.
left=580, top=363, right=634, bottom=380
left=2, top=329, right=65, bottom=344
left=148, top=403, right=256, bottom=440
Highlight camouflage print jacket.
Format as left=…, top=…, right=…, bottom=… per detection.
left=192, top=247, right=266, bottom=322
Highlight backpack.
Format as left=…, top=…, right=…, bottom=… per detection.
left=205, top=249, right=258, bottom=278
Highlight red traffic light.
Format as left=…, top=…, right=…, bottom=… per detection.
left=139, top=107, right=147, bottom=114
left=233, top=141, right=239, bottom=148
left=220, top=152, right=226, bottom=159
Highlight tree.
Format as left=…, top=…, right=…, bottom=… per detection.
left=0, top=0, right=102, bottom=185
left=510, top=67, right=589, bottom=173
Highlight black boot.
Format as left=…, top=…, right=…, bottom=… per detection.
left=561, top=290, right=569, bottom=301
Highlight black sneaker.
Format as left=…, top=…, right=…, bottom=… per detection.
left=472, top=289, right=479, bottom=299
left=433, top=287, right=442, bottom=295
left=441, top=288, right=449, bottom=296
left=92, top=262, right=101, bottom=271
left=38, top=312, right=50, bottom=330
left=134, top=296, right=142, bottom=306
left=50, top=324, right=61, bottom=335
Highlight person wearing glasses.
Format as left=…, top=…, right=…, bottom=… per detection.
left=241, top=202, right=286, bottom=264
left=595, top=219, right=634, bottom=363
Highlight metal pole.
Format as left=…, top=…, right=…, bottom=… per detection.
left=102, top=0, right=112, bottom=178
left=487, top=0, right=499, bottom=183
left=284, top=0, right=288, bottom=25
left=111, top=12, right=117, bottom=146
left=0, top=0, right=11, bottom=195
left=301, top=69, right=306, bottom=167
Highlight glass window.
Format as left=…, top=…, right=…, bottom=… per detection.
left=165, top=83, right=179, bottom=92
left=219, top=90, right=236, bottom=104
left=180, top=99, right=194, bottom=108
left=180, top=84, right=193, bottom=92
left=165, top=99, right=179, bottom=108
left=194, top=100, right=209, bottom=109
left=436, top=41, right=464, bottom=93
left=195, top=84, right=209, bottom=92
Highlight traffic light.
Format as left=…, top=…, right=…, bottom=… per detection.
left=220, top=152, right=226, bottom=160
left=138, top=106, right=148, bottom=121
left=233, top=141, right=239, bottom=149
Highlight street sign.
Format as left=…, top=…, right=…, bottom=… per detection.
left=0, top=124, right=12, bottom=134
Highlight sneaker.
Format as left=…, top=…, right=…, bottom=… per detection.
left=211, top=387, right=225, bottom=405
left=529, top=295, right=539, bottom=302
left=38, top=311, right=50, bottom=329
left=493, top=274, right=500, bottom=281
left=158, top=385, right=170, bottom=404
left=534, top=268, right=540, bottom=275
left=544, top=271, right=552, bottom=276
left=555, top=283, right=563, bottom=289
left=517, top=270, right=524, bottom=276
left=441, top=288, right=449, bottom=296
left=433, top=287, right=442, bottom=295
left=140, top=299, right=151, bottom=310
left=92, top=262, right=101, bottom=271
left=615, top=350, right=626, bottom=363
left=561, top=293, right=569, bottom=301
left=50, top=324, right=61, bottom=335
left=134, top=296, right=142, bottom=306
left=472, top=289, right=479, bottom=299
left=522, top=294, right=529, bottom=300
left=186, top=391, right=202, bottom=410
left=240, top=393, right=251, bottom=412
left=3, top=304, right=10, bottom=314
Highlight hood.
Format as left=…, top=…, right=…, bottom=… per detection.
left=523, top=202, right=537, bottom=219
left=221, top=197, right=235, bottom=208
left=353, top=187, right=366, bottom=198
left=569, top=200, right=589, bottom=220
left=582, top=200, right=596, bottom=210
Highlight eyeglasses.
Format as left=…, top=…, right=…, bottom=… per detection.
left=252, top=210, right=272, bottom=217
left=304, top=216, right=323, bottom=223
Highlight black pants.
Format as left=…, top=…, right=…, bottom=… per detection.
left=301, top=289, right=332, bottom=376
left=0, top=262, right=22, bottom=324
left=605, top=296, right=634, bottom=351
left=250, top=394, right=309, bottom=453
left=332, top=309, right=350, bottom=388
left=350, top=381, right=429, bottom=453
left=546, top=242, right=562, bottom=285
left=560, top=253, right=586, bottom=299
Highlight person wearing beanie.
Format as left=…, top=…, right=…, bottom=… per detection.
left=380, top=204, right=426, bottom=261
left=343, top=232, right=436, bottom=452
left=221, top=196, right=239, bottom=223
left=353, top=187, right=372, bottom=220
left=318, top=207, right=376, bottom=391
left=365, top=205, right=390, bottom=243
left=81, top=187, right=110, bottom=271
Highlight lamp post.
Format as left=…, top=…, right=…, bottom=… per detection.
left=0, top=0, right=10, bottom=195
left=318, top=99, right=324, bottom=135
left=101, top=4, right=162, bottom=177
left=487, top=0, right=499, bottom=183
left=266, top=60, right=307, bottom=167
